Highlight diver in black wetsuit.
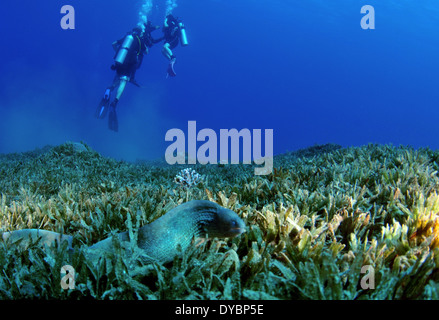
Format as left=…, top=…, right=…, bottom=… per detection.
left=96, top=21, right=162, bottom=132
left=161, top=14, right=188, bottom=77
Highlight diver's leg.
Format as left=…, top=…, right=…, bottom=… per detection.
left=108, top=74, right=120, bottom=92
left=108, top=75, right=128, bottom=132
left=163, top=43, right=177, bottom=77
left=106, top=74, right=121, bottom=99
left=162, top=43, right=173, bottom=60
left=115, top=76, right=128, bottom=100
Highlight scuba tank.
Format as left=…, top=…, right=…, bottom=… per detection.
left=114, top=34, right=134, bottom=65
left=178, top=22, right=188, bottom=46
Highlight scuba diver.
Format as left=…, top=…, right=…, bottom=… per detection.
left=96, top=21, right=162, bottom=132
left=161, top=14, right=188, bottom=77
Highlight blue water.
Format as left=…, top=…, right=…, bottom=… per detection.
left=1, top=0, right=439, bottom=161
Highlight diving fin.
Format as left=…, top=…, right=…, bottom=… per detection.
left=130, top=77, right=143, bottom=88
left=95, top=89, right=111, bottom=119
left=96, top=99, right=109, bottom=119
left=108, top=101, right=119, bottom=132
left=167, top=57, right=177, bottom=77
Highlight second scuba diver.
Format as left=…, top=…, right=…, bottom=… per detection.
left=96, top=21, right=161, bottom=132
left=161, top=14, right=188, bottom=77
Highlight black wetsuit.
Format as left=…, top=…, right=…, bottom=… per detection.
left=114, top=28, right=162, bottom=79
left=163, top=18, right=180, bottom=49
left=114, top=32, right=146, bottom=78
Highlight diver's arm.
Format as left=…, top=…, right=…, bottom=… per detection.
left=152, top=36, right=165, bottom=44
left=112, top=37, right=125, bottom=51
left=150, top=25, right=164, bottom=43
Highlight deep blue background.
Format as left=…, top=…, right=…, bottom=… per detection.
left=1, top=0, right=439, bottom=161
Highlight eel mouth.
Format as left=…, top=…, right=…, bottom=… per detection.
left=229, top=227, right=246, bottom=237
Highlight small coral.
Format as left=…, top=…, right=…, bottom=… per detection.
left=174, top=168, right=203, bottom=189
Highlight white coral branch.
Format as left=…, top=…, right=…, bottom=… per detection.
left=174, top=168, right=203, bottom=189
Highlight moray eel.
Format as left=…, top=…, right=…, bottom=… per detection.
left=1, top=200, right=246, bottom=264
